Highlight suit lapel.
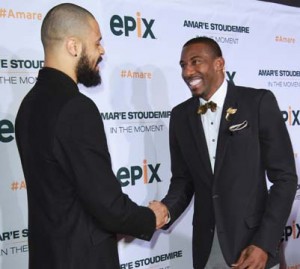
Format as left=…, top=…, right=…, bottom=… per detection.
left=188, top=97, right=213, bottom=183
left=214, top=83, right=239, bottom=179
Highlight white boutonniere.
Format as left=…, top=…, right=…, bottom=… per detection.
left=225, top=107, right=237, bottom=121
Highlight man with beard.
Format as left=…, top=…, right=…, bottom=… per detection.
left=150, top=36, right=297, bottom=269
left=15, top=3, right=166, bottom=269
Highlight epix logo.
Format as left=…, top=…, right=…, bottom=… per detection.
left=110, top=12, right=156, bottom=39
left=282, top=220, right=300, bottom=241
left=282, top=106, right=300, bottom=125
left=0, top=119, right=14, bottom=143
left=226, top=71, right=236, bottom=85
left=116, top=160, right=161, bottom=187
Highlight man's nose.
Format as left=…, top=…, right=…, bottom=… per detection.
left=182, top=63, right=196, bottom=77
left=99, top=45, right=105, bottom=55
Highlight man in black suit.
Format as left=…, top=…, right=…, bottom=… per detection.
left=151, top=37, right=297, bottom=268
left=15, top=3, right=166, bottom=269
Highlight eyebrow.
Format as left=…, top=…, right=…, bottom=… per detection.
left=179, top=55, right=201, bottom=65
left=190, top=56, right=201, bottom=60
left=95, top=36, right=102, bottom=44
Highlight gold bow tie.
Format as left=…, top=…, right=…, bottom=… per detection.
left=197, top=101, right=217, bottom=114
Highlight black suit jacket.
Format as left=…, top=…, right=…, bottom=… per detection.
left=15, top=68, right=156, bottom=269
left=162, top=82, right=297, bottom=269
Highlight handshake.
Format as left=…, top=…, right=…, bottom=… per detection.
left=148, top=200, right=170, bottom=229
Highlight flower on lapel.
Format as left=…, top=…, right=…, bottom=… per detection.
left=225, top=107, right=237, bottom=121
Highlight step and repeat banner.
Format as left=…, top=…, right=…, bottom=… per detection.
left=0, top=0, right=299, bottom=268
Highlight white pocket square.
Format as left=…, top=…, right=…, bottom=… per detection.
left=229, top=120, right=248, bottom=132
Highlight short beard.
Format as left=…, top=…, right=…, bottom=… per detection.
left=76, top=52, right=101, bottom=87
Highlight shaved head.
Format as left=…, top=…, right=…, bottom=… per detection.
left=41, top=3, right=95, bottom=49
left=40, top=3, right=104, bottom=87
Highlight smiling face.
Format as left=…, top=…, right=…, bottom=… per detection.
left=180, top=42, right=225, bottom=100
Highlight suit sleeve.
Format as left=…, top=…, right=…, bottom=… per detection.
left=161, top=108, right=195, bottom=227
left=53, top=95, right=155, bottom=241
left=251, top=90, right=297, bottom=256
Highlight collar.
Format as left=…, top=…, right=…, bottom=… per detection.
left=38, top=67, right=78, bottom=91
left=199, top=79, right=227, bottom=108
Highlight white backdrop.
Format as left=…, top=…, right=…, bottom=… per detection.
left=0, top=0, right=299, bottom=268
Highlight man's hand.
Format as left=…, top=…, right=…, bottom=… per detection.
left=148, top=200, right=169, bottom=229
left=231, top=245, right=268, bottom=269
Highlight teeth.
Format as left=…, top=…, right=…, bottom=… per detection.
left=189, top=79, right=202, bottom=86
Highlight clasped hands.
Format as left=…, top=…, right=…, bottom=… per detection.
left=148, top=200, right=169, bottom=229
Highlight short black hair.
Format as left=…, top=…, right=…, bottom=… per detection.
left=183, top=36, right=223, bottom=58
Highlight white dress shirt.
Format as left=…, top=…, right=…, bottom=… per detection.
left=200, top=79, right=228, bottom=268
left=200, top=79, right=227, bottom=172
